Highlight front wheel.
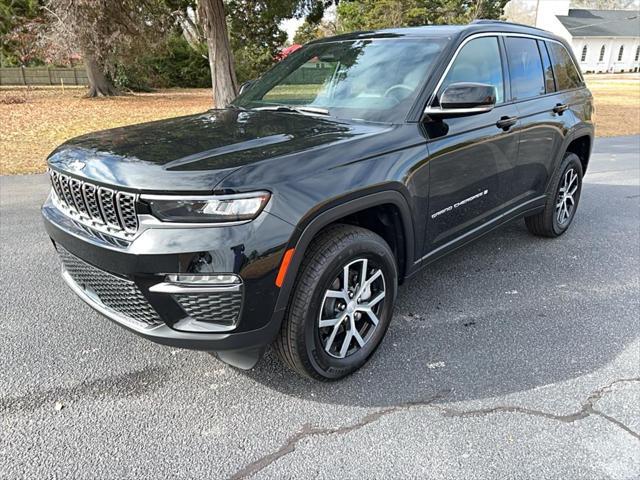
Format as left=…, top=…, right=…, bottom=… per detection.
left=525, top=152, right=584, bottom=237
left=274, top=224, right=397, bottom=381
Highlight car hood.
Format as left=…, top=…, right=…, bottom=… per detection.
left=47, top=109, right=383, bottom=193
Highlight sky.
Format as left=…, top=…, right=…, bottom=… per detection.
left=280, top=5, right=337, bottom=43
left=281, top=16, right=305, bottom=43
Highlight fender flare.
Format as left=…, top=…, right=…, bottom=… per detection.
left=270, top=189, right=416, bottom=323
left=546, top=126, right=594, bottom=192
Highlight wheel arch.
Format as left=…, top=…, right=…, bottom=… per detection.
left=547, top=127, right=593, bottom=193
left=564, top=134, right=592, bottom=174
left=272, top=188, right=416, bottom=317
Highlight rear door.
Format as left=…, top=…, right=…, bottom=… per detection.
left=425, top=35, right=520, bottom=253
left=505, top=36, right=588, bottom=202
left=545, top=39, right=593, bottom=137
left=504, top=36, right=565, bottom=202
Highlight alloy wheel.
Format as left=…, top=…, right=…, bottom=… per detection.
left=318, top=258, right=386, bottom=359
left=556, top=167, right=579, bottom=225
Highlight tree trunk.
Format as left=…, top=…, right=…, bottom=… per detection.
left=198, top=0, right=238, bottom=108
left=83, top=52, right=119, bottom=97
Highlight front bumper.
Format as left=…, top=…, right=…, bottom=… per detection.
left=42, top=194, right=294, bottom=352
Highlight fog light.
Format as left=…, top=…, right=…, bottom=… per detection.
left=166, top=273, right=241, bottom=285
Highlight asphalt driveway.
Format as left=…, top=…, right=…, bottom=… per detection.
left=1, top=135, right=639, bottom=479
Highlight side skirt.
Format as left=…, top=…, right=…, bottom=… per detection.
left=408, top=195, right=546, bottom=277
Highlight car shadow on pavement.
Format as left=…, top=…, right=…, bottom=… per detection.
left=240, top=182, right=639, bottom=408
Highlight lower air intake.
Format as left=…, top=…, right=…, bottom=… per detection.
left=174, top=292, right=242, bottom=326
left=58, top=247, right=162, bottom=327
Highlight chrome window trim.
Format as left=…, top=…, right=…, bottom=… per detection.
left=425, top=31, right=585, bottom=113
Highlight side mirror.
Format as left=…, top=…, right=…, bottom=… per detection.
left=238, top=80, right=255, bottom=95
left=423, top=82, right=496, bottom=118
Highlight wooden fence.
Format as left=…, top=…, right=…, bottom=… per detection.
left=0, top=67, right=89, bottom=86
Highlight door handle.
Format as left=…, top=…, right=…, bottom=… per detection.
left=553, top=103, right=569, bottom=114
left=496, top=116, right=518, bottom=131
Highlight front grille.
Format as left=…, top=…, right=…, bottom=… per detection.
left=58, top=247, right=162, bottom=327
left=174, top=292, right=242, bottom=326
left=50, top=170, right=138, bottom=237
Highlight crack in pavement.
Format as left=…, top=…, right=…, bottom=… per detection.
left=229, top=378, right=639, bottom=480
left=229, top=391, right=451, bottom=480
left=435, top=378, right=640, bottom=440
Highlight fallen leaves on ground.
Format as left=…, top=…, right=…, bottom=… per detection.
left=1, top=87, right=212, bottom=175
left=1, top=75, right=638, bottom=175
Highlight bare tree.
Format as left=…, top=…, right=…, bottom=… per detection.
left=198, top=0, right=238, bottom=107
left=46, top=0, right=169, bottom=97
left=504, top=0, right=537, bottom=25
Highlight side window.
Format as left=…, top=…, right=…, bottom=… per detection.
left=505, top=37, right=545, bottom=100
left=439, top=36, right=504, bottom=104
left=599, top=45, right=606, bottom=62
left=538, top=40, right=556, bottom=93
left=547, top=42, right=583, bottom=91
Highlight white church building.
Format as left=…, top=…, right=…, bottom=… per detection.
left=532, top=0, right=639, bottom=73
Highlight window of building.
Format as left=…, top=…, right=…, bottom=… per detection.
left=547, top=41, right=583, bottom=91
left=439, top=36, right=505, bottom=104
left=635, top=45, right=639, bottom=62
left=581, top=45, right=588, bottom=62
left=618, top=45, right=624, bottom=62
left=599, top=45, right=606, bottom=62
left=505, top=37, right=545, bottom=100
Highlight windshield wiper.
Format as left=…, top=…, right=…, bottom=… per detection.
left=252, top=105, right=329, bottom=116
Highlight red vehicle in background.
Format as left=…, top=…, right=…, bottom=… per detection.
left=276, top=44, right=303, bottom=61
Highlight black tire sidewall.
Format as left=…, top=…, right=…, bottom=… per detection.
left=302, top=236, right=397, bottom=380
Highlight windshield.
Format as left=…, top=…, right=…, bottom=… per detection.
left=234, top=37, right=447, bottom=123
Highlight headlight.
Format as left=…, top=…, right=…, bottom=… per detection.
left=141, top=191, right=270, bottom=223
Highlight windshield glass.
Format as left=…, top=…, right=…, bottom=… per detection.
left=234, top=37, right=447, bottom=123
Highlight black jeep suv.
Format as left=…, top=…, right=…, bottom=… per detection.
left=43, top=21, right=594, bottom=380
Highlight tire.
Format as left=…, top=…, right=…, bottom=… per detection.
left=274, top=224, right=398, bottom=381
left=525, top=152, right=583, bottom=237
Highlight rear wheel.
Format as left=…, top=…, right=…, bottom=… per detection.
left=274, top=224, right=397, bottom=381
left=525, top=152, right=583, bottom=237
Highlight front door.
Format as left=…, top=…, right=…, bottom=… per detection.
left=424, top=36, right=520, bottom=255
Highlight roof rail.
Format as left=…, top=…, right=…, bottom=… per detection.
left=471, top=19, right=548, bottom=32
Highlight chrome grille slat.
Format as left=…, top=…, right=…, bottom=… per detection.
left=116, top=192, right=138, bottom=232
left=48, top=170, right=138, bottom=238
left=58, top=247, right=162, bottom=327
left=58, top=175, right=77, bottom=212
left=98, top=188, right=121, bottom=229
left=50, top=171, right=64, bottom=201
left=82, top=184, right=104, bottom=223
left=69, top=178, right=88, bottom=216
